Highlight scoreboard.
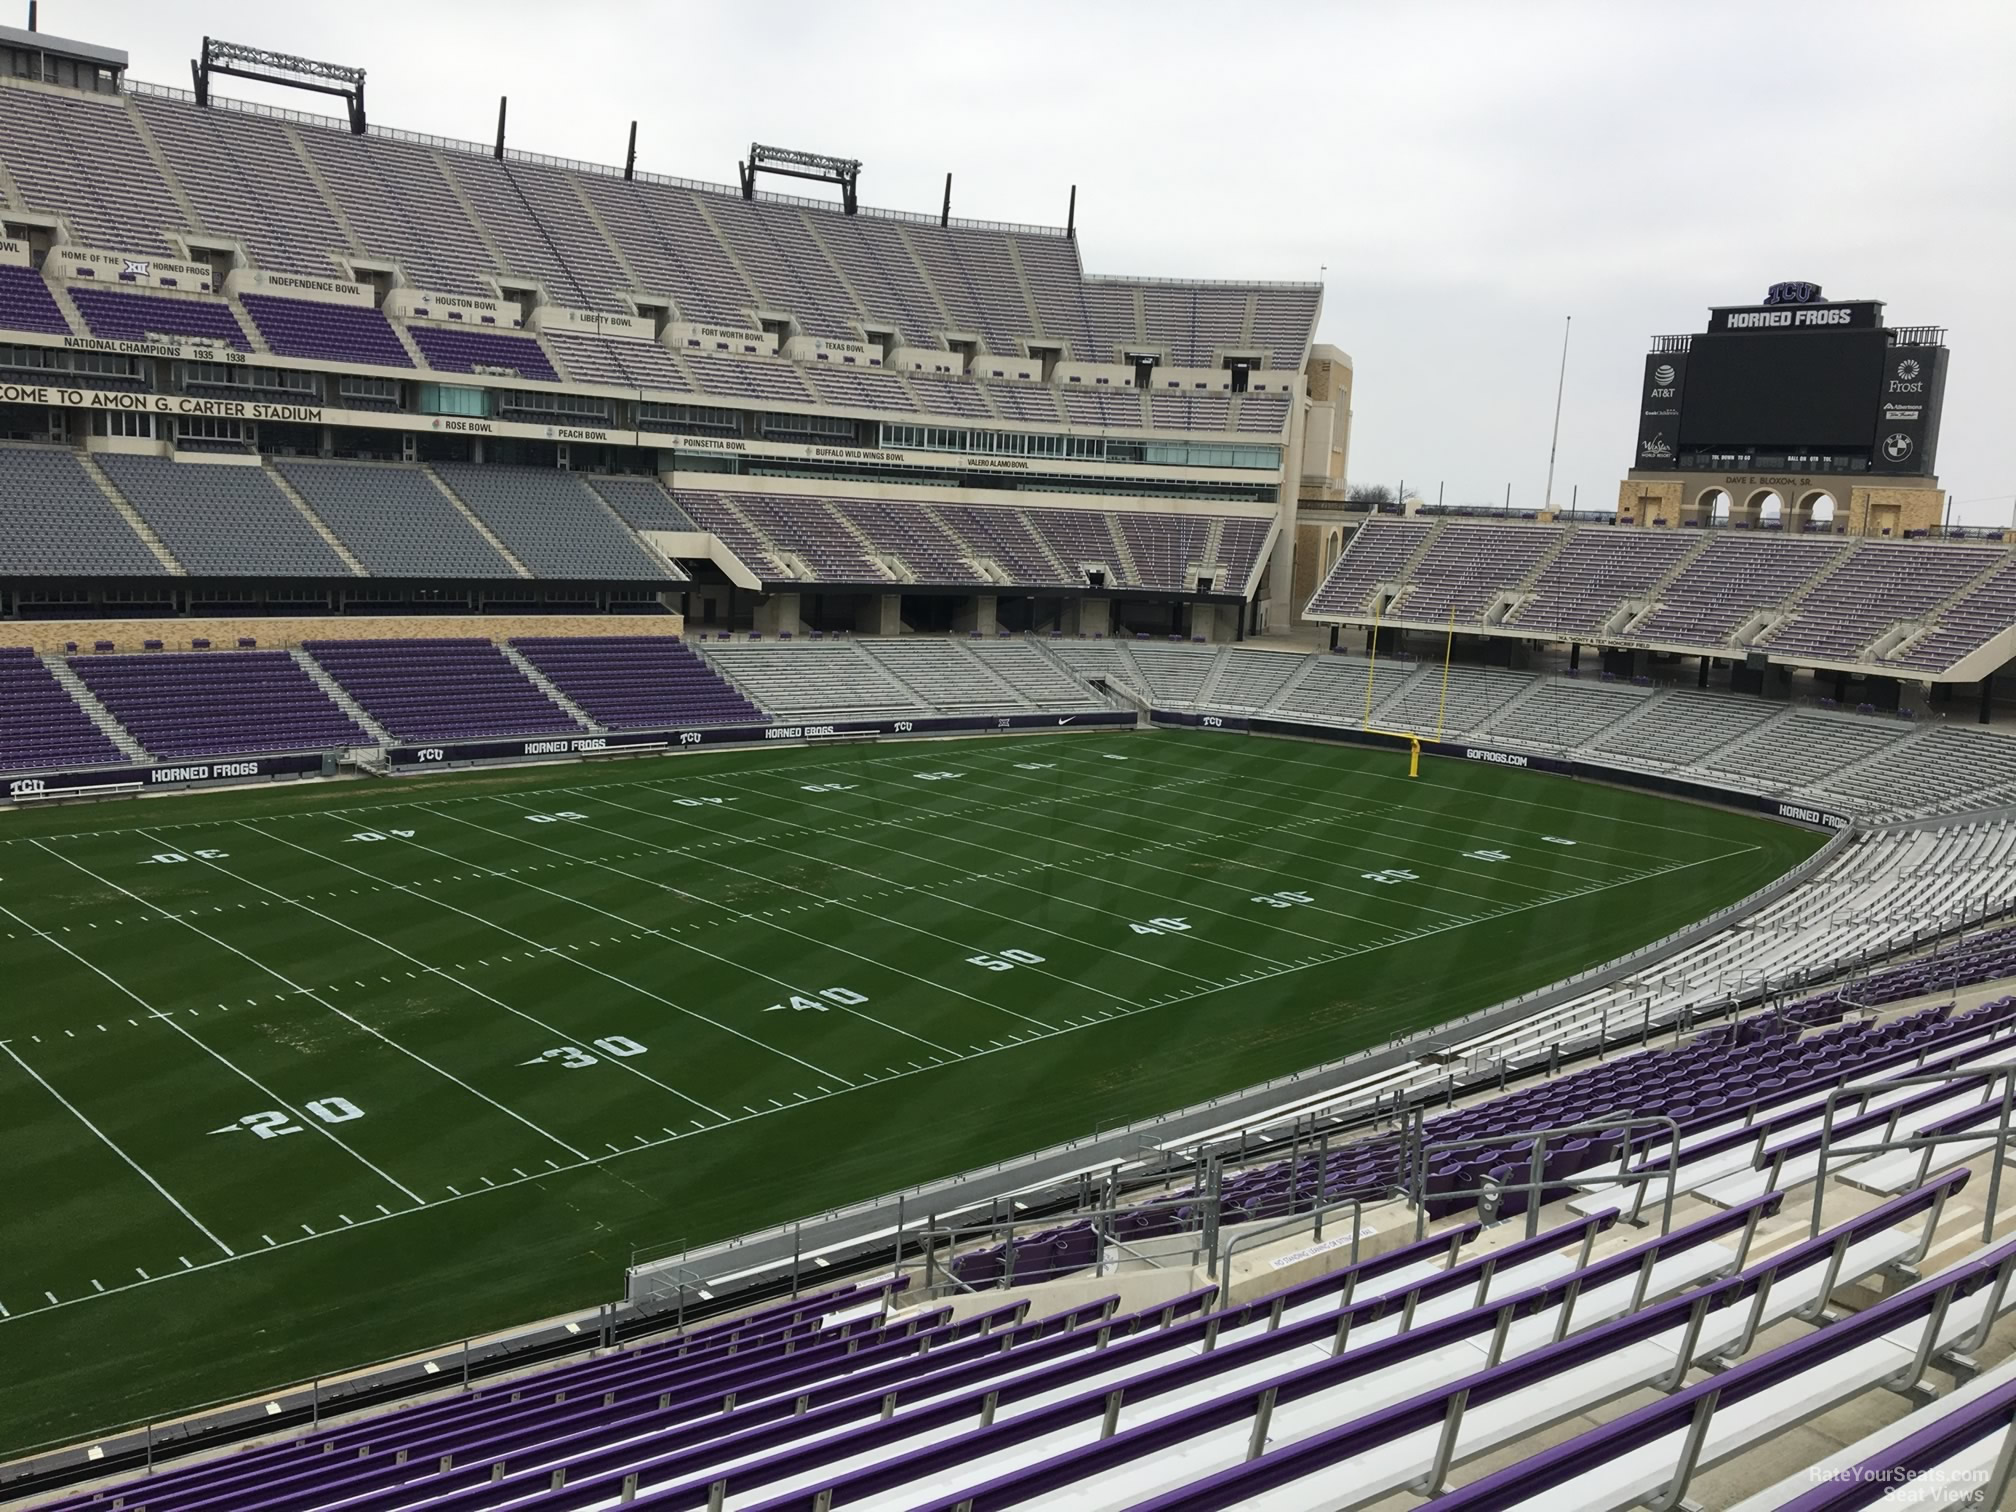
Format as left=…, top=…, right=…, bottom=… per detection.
left=1635, top=286, right=1945, bottom=474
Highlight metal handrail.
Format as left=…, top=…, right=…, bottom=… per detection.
left=1218, top=1196, right=1366, bottom=1282
left=1809, top=1063, right=2016, bottom=1251
left=1410, top=1115, right=1683, bottom=1240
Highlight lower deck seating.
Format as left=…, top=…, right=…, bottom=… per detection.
left=51, top=1171, right=2010, bottom=1512
left=508, top=637, right=762, bottom=729
left=0, top=647, right=123, bottom=771
left=698, top=640, right=919, bottom=719
left=71, top=650, right=366, bottom=758
left=303, top=639, right=580, bottom=742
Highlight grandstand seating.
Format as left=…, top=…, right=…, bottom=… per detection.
left=1701, top=709, right=1915, bottom=788
left=582, top=474, right=701, bottom=533
left=0, top=87, right=189, bottom=254
left=94, top=454, right=352, bottom=577
left=1313, top=519, right=2016, bottom=674
left=507, top=637, right=762, bottom=729
left=0, top=648, right=124, bottom=771
left=733, top=493, right=894, bottom=583
left=1895, top=556, right=2016, bottom=673
left=430, top=465, right=677, bottom=580
left=1274, top=651, right=1417, bottom=722
left=0, top=82, right=1324, bottom=429
left=964, top=640, right=1106, bottom=708
left=0, top=446, right=167, bottom=576
left=72, top=650, right=366, bottom=758
left=865, top=638, right=1027, bottom=710
left=1199, top=648, right=1302, bottom=710
left=542, top=331, right=692, bottom=390
left=302, top=639, right=581, bottom=741
left=272, top=460, right=518, bottom=579
left=1510, top=527, right=1700, bottom=635
left=126, top=93, right=349, bottom=277
left=830, top=497, right=987, bottom=585
left=1763, top=541, right=2003, bottom=660
left=68, top=287, right=248, bottom=348
left=405, top=324, right=558, bottom=382
left=699, top=639, right=918, bottom=718
left=933, top=503, right=1073, bottom=586
left=239, top=295, right=413, bottom=368
left=1484, top=678, right=1654, bottom=749
left=51, top=1114, right=2015, bottom=1508
left=1305, top=518, right=1434, bottom=616
left=0, top=264, right=71, bottom=335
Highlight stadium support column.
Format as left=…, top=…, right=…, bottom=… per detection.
left=861, top=594, right=902, bottom=636
left=1984, top=674, right=1996, bottom=726
left=1329, top=625, right=1339, bottom=652
left=952, top=594, right=997, bottom=635
left=1073, top=596, right=1111, bottom=637
left=1568, top=643, right=1580, bottom=672
left=1698, top=657, right=1711, bottom=689
left=754, top=592, right=801, bottom=637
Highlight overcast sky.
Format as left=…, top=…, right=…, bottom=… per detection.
left=41, top=0, right=2016, bottom=523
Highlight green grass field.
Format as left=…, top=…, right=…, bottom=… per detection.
left=0, top=728, right=1821, bottom=1453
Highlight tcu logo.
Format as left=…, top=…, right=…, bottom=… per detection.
left=1763, top=280, right=1823, bottom=305
left=8, top=777, right=46, bottom=798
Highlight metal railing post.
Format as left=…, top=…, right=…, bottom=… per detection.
left=1988, top=1068, right=2016, bottom=1245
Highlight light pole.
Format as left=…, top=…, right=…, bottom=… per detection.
left=1543, top=315, right=1572, bottom=514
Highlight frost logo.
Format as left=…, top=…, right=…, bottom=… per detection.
left=1896, top=358, right=1920, bottom=382
left=1651, top=364, right=1676, bottom=386
left=1882, top=432, right=1915, bottom=463
left=1640, top=433, right=1673, bottom=459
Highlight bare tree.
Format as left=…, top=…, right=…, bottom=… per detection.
left=1346, top=483, right=1396, bottom=504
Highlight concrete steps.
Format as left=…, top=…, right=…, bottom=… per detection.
left=77, top=453, right=185, bottom=574
left=43, top=653, right=149, bottom=761
left=289, top=648, right=393, bottom=747
left=499, top=644, right=600, bottom=732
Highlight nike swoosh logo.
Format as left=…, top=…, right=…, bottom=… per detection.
left=1057, top=716, right=1074, bottom=725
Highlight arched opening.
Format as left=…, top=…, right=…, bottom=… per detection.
left=1701, top=488, right=1732, bottom=525
left=1325, top=528, right=1342, bottom=570
left=1802, top=490, right=1837, bottom=532
left=1750, top=490, right=1784, bottom=529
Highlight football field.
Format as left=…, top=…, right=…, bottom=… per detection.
left=0, top=728, right=1821, bottom=1452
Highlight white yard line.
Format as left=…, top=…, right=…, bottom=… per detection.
left=595, top=779, right=1307, bottom=972
left=0, top=821, right=1743, bottom=1326
left=462, top=794, right=1087, bottom=1034
left=323, top=806, right=960, bottom=1064
left=1008, top=742, right=1657, bottom=883
left=1, top=1040, right=235, bottom=1258
left=1110, top=732, right=1776, bottom=845
left=234, top=821, right=744, bottom=1114
left=0, top=896, right=425, bottom=1206
left=745, top=756, right=1479, bottom=931
left=926, top=750, right=1607, bottom=911
left=41, top=835, right=587, bottom=1166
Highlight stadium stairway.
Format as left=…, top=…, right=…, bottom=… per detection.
left=496, top=643, right=601, bottom=732
left=41, top=653, right=149, bottom=762
left=76, top=453, right=185, bottom=575
left=419, top=468, right=535, bottom=579
left=263, top=468, right=369, bottom=577
left=288, top=648, right=393, bottom=748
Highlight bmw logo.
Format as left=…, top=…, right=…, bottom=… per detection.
left=1652, top=364, right=1676, bottom=386
left=1882, top=432, right=1915, bottom=462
